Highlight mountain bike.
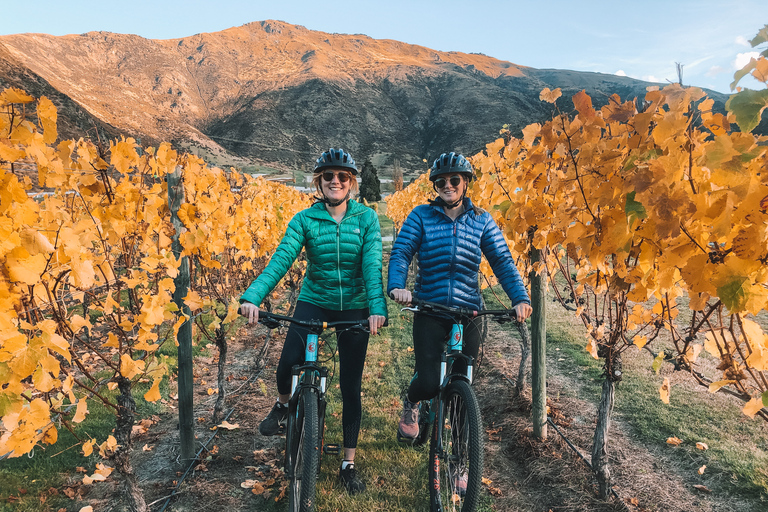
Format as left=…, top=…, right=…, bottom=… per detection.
left=244, top=308, right=383, bottom=512
left=398, top=299, right=521, bottom=512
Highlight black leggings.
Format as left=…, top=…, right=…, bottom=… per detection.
left=406, top=313, right=484, bottom=402
left=276, top=300, right=370, bottom=449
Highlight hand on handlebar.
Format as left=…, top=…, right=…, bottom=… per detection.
left=389, top=288, right=412, bottom=305
left=513, top=302, right=533, bottom=322
left=368, top=315, right=387, bottom=335
left=239, top=302, right=260, bottom=325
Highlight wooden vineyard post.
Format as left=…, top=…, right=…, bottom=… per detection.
left=168, top=168, right=195, bottom=462
left=529, top=243, right=547, bottom=440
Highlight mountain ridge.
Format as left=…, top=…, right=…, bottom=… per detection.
left=0, top=20, right=729, bottom=172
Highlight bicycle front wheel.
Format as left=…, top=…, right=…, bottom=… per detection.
left=428, top=380, right=483, bottom=512
left=288, top=388, right=320, bottom=512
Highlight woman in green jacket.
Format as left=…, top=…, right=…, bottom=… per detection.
left=240, top=148, right=387, bottom=495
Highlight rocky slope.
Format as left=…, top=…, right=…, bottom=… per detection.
left=0, top=20, right=729, bottom=171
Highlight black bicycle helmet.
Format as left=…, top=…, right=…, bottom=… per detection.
left=314, top=148, right=358, bottom=175
left=428, top=152, right=474, bottom=182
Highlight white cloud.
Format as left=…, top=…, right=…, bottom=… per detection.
left=643, top=75, right=660, bottom=83
left=735, top=35, right=751, bottom=47
left=734, top=51, right=760, bottom=69
left=706, top=65, right=726, bottom=77
left=615, top=70, right=627, bottom=76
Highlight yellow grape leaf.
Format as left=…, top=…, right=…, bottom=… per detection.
left=0, top=141, right=26, bottom=162
left=72, top=400, right=88, bottom=423
left=741, top=318, right=768, bottom=371
left=703, top=331, right=722, bottom=357
left=696, top=442, right=709, bottom=450
left=222, top=301, right=240, bottom=324
left=572, top=90, right=597, bottom=119
left=20, top=228, right=55, bottom=255
left=43, top=424, right=58, bottom=445
left=708, top=380, right=736, bottom=393
left=79, top=507, right=94, bottom=512
left=482, top=477, right=493, bottom=486
left=521, top=123, right=541, bottom=147
left=216, top=420, right=240, bottom=430
left=684, top=344, right=703, bottom=365
left=666, top=436, right=683, bottom=446
left=586, top=338, right=599, bottom=359
left=698, top=465, right=707, bottom=475
left=143, top=444, right=152, bottom=452
left=82, top=439, right=95, bottom=456
left=184, top=290, right=204, bottom=311
left=742, top=397, right=765, bottom=418
left=95, top=463, right=113, bottom=477
left=633, top=335, right=648, bottom=349
left=99, top=435, right=118, bottom=457
left=6, top=251, right=47, bottom=285
left=120, top=354, right=145, bottom=379
left=104, top=332, right=119, bottom=348
left=39, top=320, right=70, bottom=362
left=143, top=379, right=162, bottom=402
left=0, top=87, right=34, bottom=105
left=69, top=314, right=93, bottom=333
left=539, top=87, right=562, bottom=103
left=36, top=96, right=58, bottom=144
left=659, top=377, right=671, bottom=404
left=109, top=138, right=139, bottom=174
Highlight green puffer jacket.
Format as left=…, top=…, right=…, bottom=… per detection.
left=240, top=199, right=387, bottom=317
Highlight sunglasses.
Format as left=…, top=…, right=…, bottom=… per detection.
left=434, top=176, right=463, bottom=189
left=321, top=171, right=352, bottom=183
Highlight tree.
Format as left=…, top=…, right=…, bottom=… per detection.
left=359, top=159, right=381, bottom=202
left=392, top=158, right=404, bottom=192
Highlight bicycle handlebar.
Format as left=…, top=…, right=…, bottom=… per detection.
left=238, top=306, right=388, bottom=332
left=398, top=298, right=519, bottom=323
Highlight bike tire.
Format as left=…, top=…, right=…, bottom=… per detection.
left=428, top=380, right=483, bottom=512
left=288, top=388, right=320, bottom=512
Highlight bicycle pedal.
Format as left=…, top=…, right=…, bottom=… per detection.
left=323, top=443, right=340, bottom=455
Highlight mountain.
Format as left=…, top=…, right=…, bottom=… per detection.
left=0, top=20, right=730, bottom=172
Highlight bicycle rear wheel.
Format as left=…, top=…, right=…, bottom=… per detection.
left=287, top=388, right=320, bottom=512
left=428, top=380, right=483, bottom=512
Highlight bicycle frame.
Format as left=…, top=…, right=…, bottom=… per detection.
left=400, top=299, right=518, bottom=512
left=251, top=311, right=383, bottom=474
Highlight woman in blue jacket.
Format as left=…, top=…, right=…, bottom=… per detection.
left=387, top=152, right=532, bottom=457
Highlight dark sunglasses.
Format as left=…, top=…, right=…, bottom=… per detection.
left=321, top=171, right=351, bottom=183
left=434, top=176, right=462, bottom=189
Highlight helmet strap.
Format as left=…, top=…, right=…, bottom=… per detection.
left=432, top=182, right=467, bottom=209
left=316, top=189, right=350, bottom=207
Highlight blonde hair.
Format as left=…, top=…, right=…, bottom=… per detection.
left=312, top=170, right=359, bottom=196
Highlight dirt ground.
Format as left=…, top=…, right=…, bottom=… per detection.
left=72, top=320, right=753, bottom=512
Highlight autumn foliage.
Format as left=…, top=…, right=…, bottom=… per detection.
left=0, top=88, right=310, bottom=464
left=388, top=80, right=768, bottom=419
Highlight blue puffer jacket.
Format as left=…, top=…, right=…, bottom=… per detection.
left=387, top=198, right=530, bottom=310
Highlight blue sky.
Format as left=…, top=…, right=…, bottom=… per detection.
left=1, top=0, right=766, bottom=94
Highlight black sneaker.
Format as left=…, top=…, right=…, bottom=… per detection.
left=339, top=464, right=366, bottom=495
left=258, top=401, right=288, bottom=436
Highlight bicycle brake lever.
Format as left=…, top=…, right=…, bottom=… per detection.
left=400, top=306, right=419, bottom=313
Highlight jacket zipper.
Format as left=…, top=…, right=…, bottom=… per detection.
left=328, top=206, right=364, bottom=311
left=337, top=222, right=343, bottom=310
